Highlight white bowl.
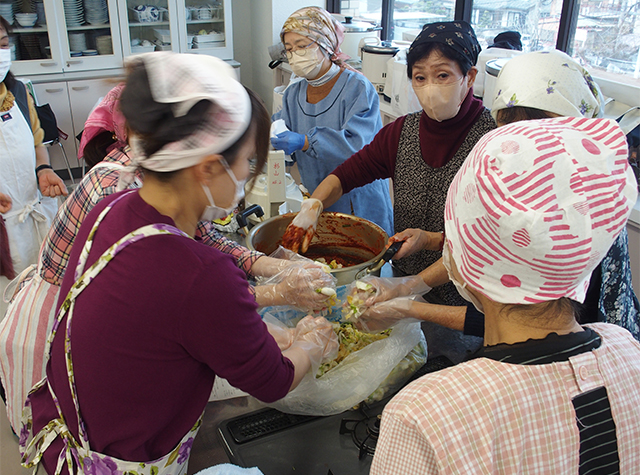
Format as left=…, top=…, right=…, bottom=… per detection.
left=15, top=16, right=38, bottom=27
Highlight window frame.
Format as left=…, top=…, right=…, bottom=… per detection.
left=328, top=0, right=581, bottom=54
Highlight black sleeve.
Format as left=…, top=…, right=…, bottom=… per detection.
left=463, top=303, right=485, bottom=337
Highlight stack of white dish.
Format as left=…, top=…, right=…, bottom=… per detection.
left=96, top=35, right=112, bottom=54
left=82, top=49, right=97, bottom=56
left=69, top=32, right=87, bottom=51
left=0, top=3, right=14, bottom=25
left=64, top=0, right=84, bottom=26
left=15, top=12, right=37, bottom=27
left=34, top=0, right=45, bottom=25
left=84, top=0, right=108, bottom=25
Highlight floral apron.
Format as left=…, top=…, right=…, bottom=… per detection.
left=19, top=191, right=202, bottom=475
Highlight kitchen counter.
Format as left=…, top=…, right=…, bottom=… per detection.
left=188, top=397, right=266, bottom=473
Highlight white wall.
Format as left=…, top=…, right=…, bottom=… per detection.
left=232, top=0, right=323, bottom=111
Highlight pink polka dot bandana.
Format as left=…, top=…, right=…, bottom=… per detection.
left=444, top=117, right=638, bottom=304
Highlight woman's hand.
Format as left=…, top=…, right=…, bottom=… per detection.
left=291, top=315, right=339, bottom=367
left=389, top=229, right=444, bottom=259
left=356, top=297, right=416, bottom=332
left=271, top=131, right=307, bottom=155
left=349, top=275, right=431, bottom=306
left=281, top=198, right=323, bottom=253
left=37, top=169, right=69, bottom=198
left=0, top=193, right=12, bottom=213
left=256, top=263, right=336, bottom=312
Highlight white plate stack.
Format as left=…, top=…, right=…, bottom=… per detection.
left=84, top=0, right=108, bottom=25
left=0, top=2, right=14, bottom=25
left=96, top=34, right=112, bottom=55
left=63, top=0, right=84, bottom=26
left=33, top=0, right=45, bottom=25
left=69, top=31, right=87, bottom=51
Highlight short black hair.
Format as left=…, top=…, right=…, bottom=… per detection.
left=407, top=42, right=473, bottom=80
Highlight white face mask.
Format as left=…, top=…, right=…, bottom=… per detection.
left=0, top=48, right=11, bottom=82
left=442, top=241, right=484, bottom=313
left=287, top=45, right=323, bottom=79
left=200, top=158, right=246, bottom=222
left=413, top=76, right=468, bottom=122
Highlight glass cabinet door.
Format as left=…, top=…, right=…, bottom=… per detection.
left=4, top=0, right=64, bottom=75
left=57, top=0, right=123, bottom=71
left=177, top=0, right=232, bottom=59
left=119, top=0, right=179, bottom=56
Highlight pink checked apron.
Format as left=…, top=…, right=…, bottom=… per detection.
left=19, top=192, right=202, bottom=475
left=0, top=161, right=138, bottom=433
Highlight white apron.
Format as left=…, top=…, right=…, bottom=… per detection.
left=20, top=191, right=202, bottom=475
left=0, top=100, right=59, bottom=318
left=0, top=162, right=129, bottom=432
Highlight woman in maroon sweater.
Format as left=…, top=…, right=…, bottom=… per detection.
left=20, top=53, right=338, bottom=475
left=290, top=21, right=496, bottom=308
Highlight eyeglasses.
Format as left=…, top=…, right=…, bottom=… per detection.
left=285, top=41, right=317, bottom=60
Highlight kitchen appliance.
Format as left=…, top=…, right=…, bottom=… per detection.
left=336, top=16, right=380, bottom=61
left=245, top=212, right=396, bottom=285
left=216, top=355, right=454, bottom=474
left=362, top=43, right=399, bottom=93
left=475, top=48, right=522, bottom=98
left=483, top=57, right=512, bottom=110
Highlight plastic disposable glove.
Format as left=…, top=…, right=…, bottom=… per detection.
left=270, top=131, right=306, bottom=155
left=289, top=315, right=339, bottom=373
left=273, top=264, right=337, bottom=312
left=281, top=198, right=323, bottom=253
left=356, top=297, right=418, bottom=332
left=349, top=275, right=430, bottom=305
left=388, top=228, right=444, bottom=259
left=263, top=314, right=295, bottom=350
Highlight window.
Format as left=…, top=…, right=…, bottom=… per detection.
left=569, top=0, right=640, bottom=87
left=330, top=0, right=640, bottom=87
left=470, top=0, right=560, bottom=52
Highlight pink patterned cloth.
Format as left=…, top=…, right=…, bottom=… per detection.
left=280, top=6, right=349, bottom=62
left=77, top=83, right=127, bottom=159
left=444, top=116, right=638, bottom=304
left=371, top=323, right=640, bottom=474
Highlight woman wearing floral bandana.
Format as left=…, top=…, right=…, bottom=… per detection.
left=271, top=6, right=394, bottom=236
left=287, top=21, right=497, bottom=312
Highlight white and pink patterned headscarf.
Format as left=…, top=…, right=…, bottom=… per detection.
left=280, top=6, right=349, bottom=63
left=444, top=116, right=638, bottom=305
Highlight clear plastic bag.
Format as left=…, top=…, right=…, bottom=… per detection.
left=259, top=304, right=427, bottom=416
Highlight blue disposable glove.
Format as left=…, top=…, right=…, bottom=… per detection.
left=271, top=131, right=306, bottom=155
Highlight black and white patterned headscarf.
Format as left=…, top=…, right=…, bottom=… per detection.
left=409, top=21, right=481, bottom=66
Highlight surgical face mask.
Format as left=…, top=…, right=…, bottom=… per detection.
left=0, top=48, right=11, bottom=82
left=200, top=158, right=247, bottom=222
left=413, top=76, right=468, bottom=122
left=442, top=241, right=484, bottom=313
left=287, top=45, right=323, bottom=79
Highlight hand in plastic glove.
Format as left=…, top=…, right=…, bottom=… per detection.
left=274, top=264, right=337, bottom=312
left=356, top=297, right=417, bottom=332
left=388, top=228, right=444, bottom=259
left=281, top=198, right=323, bottom=253
left=270, top=131, right=307, bottom=155
left=350, top=275, right=431, bottom=306
left=290, top=315, right=339, bottom=372
left=263, top=315, right=295, bottom=350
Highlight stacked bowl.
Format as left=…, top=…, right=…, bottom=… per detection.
left=15, top=12, right=38, bottom=27
left=0, top=3, right=14, bottom=25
